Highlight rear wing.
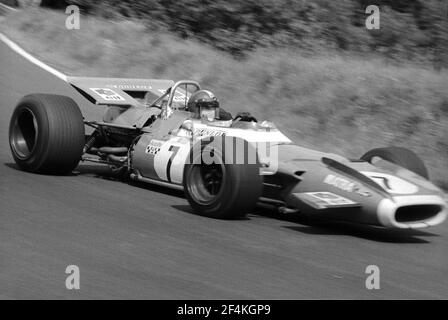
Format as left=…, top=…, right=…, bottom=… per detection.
left=68, top=76, right=174, bottom=106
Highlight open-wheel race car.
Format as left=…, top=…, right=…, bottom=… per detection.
left=8, top=77, right=447, bottom=229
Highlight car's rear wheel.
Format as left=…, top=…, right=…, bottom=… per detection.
left=9, top=94, right=85, bottom=174
left=361, top=146, right=429, bottom=179
left=183, top=136, right=263, bottom=219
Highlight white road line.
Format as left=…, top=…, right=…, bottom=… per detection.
left=0, top=2, right=18, bottom=12
left=0, top=32, right=68, bottom=82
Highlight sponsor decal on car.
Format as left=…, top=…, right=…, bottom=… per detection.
left=90, top=88, right=125, bottom=101
left=303, top=192, right=358, bottom=208
left=111, top=84, right=152, bottom=90
left=324, top=174, right=356, bottom=192
left=323, top=174, right=372, bottom=197
left=145, top=139, right=164, bottom=155
left=194, top=128, right=226, bottom=137
left=180, top=127, right=226, bottom=138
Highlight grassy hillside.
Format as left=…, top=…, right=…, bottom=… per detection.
left=1, top=8, right=447, bottom=188
left=38, top=0, right=448, bottom=68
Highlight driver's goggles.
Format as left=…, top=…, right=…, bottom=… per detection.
left=197, top=100, right=219, bottom=109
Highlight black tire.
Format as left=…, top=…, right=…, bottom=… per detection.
left=183, top=136, right=263, bottom=219
left=360, top=146, right=429, bottom=179
left=9, top=94, right=85, bottom=174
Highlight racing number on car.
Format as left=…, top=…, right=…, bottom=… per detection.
left=153, top=142, right=188, bottom=183
left=166, top=146, right=180, bottom=182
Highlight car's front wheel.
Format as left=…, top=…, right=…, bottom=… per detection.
left=183, top=136, right=263, bottom=219
left=361, top=146, right=429, bottom=179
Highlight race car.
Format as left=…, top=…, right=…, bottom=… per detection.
left=8, top=77, right=447, bottom=229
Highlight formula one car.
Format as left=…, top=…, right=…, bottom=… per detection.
left=9, top=78, right=447, bottom=229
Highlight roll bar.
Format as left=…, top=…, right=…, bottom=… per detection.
left=167, top=80, right=201, bottom=110
left=147, top=80, right=201, bottom=111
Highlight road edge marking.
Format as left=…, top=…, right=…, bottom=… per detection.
left=0, top=2, right=18, bottom=12
left=0, top=32, right=68, bottom=82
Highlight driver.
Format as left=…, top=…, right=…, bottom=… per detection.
left=187, top=90, right=233, bottom=122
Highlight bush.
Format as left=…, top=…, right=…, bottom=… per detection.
left=36, top=0, right=447, bottom=66
left=40, top=0, right=67, bottom=8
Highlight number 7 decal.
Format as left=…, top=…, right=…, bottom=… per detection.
left=166, top=145, right=180, bottom=182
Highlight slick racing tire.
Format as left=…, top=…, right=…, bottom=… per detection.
left=183, top=136, right=263, bottom=219
left=361, top=146, right=429, bottom=179
left=9, top=94, right=85, bottom=174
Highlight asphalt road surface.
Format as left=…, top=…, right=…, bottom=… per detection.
left=1, top=37, right=447, bottom=299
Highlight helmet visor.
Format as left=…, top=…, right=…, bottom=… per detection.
left=196, top=100, right=219, bottom=109
left=197, top=100, right=219, bottom=121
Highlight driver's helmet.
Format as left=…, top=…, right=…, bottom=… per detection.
left=187, top=90, right=220, bottom=121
